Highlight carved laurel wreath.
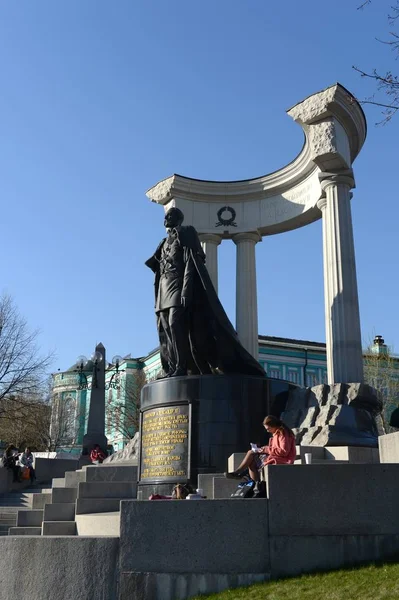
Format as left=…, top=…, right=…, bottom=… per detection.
left=215, top=206, right=237, bottom=227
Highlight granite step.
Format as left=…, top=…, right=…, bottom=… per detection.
left=8, top=526, right=42, bottom=536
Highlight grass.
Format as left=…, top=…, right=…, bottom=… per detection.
left=190, top=563, right=399, bottom=600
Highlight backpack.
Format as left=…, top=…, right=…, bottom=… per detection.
left=231, top=478, right=256, bottom=498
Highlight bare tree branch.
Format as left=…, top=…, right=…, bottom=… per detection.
left=354, top=1, right=399, bottom=123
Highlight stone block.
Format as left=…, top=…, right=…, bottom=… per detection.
left=52, top=478, right=66, bottom=488
left=44, top=503, right=75, bottom=522
left=197, top=473, right=224, bottom=500
left=266, top=464, right=399, bottom=536
left=17, top=510, right=44, bottom=527
left=52, top=487, right=78, bottom=504
left=85, top=464, right=138, bottom=483
left=270, top=534, right=399, bottom=579
left=227, top=454, right=246, bottom=472
left=75, top=498, right=123, bottom=514
left=35, top=458, right=78, bottom=483
left=64, top=470, right=86, bottom=488
left=119, top=572, right=269, bottom=600
left=213, top=478, right=241, bottom=498
left=282, top=383, right=381, bottom=447
left=8, top=527, right=42, bottom=536
left=119, top=499, right=269, bottom=574
left=0, top=469, right=12, bottom=494
left=78, top=482, right=136, bottom=499
left=76, top=512, right=120, bottom=536
left=0, top=537, right=119, bottom=599
left=324, top=446, right=379, bottom=463
left=32, top=493, right=52, bottom=509
left=379, top=432, right=399, bottom=463
left=299, top=446, right=325, bottom=461
left=42, top=521, right=76, bottom=536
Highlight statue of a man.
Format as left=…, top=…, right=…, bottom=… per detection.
left=146, top=207, right=265, bottom=379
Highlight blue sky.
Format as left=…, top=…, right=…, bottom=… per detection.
left=0, top=0, right=397, bottom=370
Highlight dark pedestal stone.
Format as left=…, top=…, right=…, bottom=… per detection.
left=137, top=375, right=296, bottom=498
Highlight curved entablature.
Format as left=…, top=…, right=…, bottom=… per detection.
left=146, top=83, right=366, bottom=238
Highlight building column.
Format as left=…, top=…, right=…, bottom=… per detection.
left=233, top=232, right=261, bottom=358
left=199, top=233, right=222, bottom=293
left=318, top=172, right=364, bottom=384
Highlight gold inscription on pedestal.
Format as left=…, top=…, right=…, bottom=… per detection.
left=140, top=405, right=190, bottom=480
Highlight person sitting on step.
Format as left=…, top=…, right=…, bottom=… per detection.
left=20, top=447, right=36, bottom=483
left=90, top=444, right=107, bottom=464
left=1, top=445, right=22, bottom=482
left=226, top=415, right=296, bottom=483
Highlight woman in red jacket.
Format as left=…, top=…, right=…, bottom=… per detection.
left=226, top=415, right=296, bottom=482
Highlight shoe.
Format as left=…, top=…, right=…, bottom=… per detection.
left=252, top=481, right=266, bottom=498
left=224, top=471, right=243, bottom=480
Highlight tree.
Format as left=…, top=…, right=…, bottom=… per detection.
left=363, top=337, right=399, bottom=433
left=0, top=294, right=53, bottom=409
left=0, top=394, right=51, bottom=450
left=0, top=294, right=54, bottom=448
left=106, top=369, right=146, bottom=442
left=354, top=1, right=399, bottom=123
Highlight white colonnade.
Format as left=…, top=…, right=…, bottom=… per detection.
left=147, top=83, right=368, bottom=383
left=318, top=172, right=364, bottom=383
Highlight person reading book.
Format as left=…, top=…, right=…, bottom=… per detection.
left=225, top=415, right=296, bottom=482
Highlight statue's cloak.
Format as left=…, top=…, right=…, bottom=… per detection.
left=146, top=225, right=265, bottom=378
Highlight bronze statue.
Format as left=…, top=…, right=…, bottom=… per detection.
left=145, top=207, right=265, bottom=378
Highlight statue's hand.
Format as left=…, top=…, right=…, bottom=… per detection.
left=181, top=296, right=190, bottom=308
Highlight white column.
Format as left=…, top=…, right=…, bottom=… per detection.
left=318, top=172, right=364, bottom=384
left=233, top=232, right=261, bottom=358
left=199, top=233, right=222, bottom=293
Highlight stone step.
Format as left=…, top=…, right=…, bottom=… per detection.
left=197, top=473, right=224, bottom=500
left=84, top=464, right=138, bottom=483
left=42, top=521, right=76, bottom=536
left=32, top=492, right=52, bottom=509
left=17, top=509, right=44, bottom=527
left=75, top=511, right=120, bottom=536
left=43, top=502, right=75, bottom=522
left=214, top=477, right=241, bottom=499
left=76, top=497, right=124, bottom=515
left=64, top=469, right=86, bottom=488
left=51, top=477, right=66, bottom=488
left=78, top=481, right=136, bottom=499
left=8, top=526, right=42, bottom=536
left=51, top=487, right=78, bottom=504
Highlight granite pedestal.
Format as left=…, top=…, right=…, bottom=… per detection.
left=137, top=374, right=295, bottom=497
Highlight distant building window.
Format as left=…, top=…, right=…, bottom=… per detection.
left=306, top=373, right=317, bottom=387
left=287, top=371, right=298, bottom=384
left=269, top=368, right=281, bottom=379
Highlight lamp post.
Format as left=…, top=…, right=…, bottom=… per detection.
left=81, top=342, right=108, bottom=459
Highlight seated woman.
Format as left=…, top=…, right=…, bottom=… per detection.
left=20, top=447, right=35, bottom=483
left=1, top=445, right=21, bottom=483
left=90, top=444, right=107, bottom=464
left=226, top=415, right=296, bottom=482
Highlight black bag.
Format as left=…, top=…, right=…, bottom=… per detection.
left=231, top=478, right=256, bottom=498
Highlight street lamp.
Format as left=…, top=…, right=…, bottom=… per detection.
left=106, top=355, right=125, bottom=390
left=75, top=350, right=104, bottom=390
left=75, top=356, right=89, bottom=390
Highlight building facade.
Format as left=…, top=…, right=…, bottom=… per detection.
left=50, top=334, right=328, bottom=453
left=50, top=334, right=399, bottom=452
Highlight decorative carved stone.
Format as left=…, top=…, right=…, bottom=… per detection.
left=288, top=85, right=338, bottom=125
left=103, top=432, right=139, bottom=464
left=281, top=383, right=382, bottom=447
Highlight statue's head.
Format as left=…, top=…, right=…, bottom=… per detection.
left=164, top=207, right=184, bottom=229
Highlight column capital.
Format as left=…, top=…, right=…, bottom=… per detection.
left=319, top=170, right=355, bottom=192
left=232, top=231, right=262, bottom=245
left=198, top=233, right=222, bottom=246
left=317, top=197, right=328, bottom=212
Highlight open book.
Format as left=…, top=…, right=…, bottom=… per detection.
left=250, top=443, right=259, bottom=452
